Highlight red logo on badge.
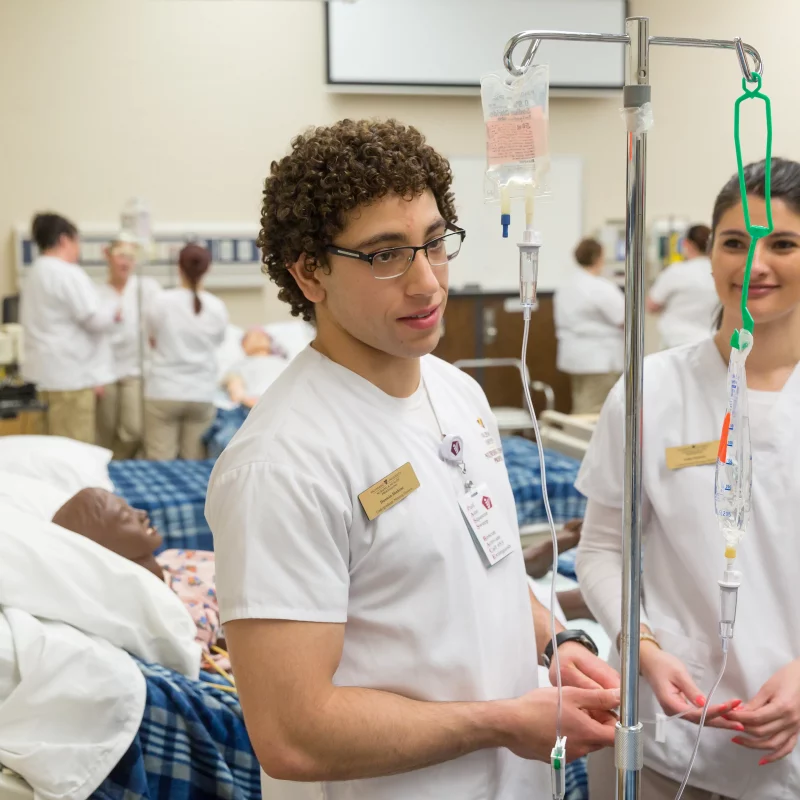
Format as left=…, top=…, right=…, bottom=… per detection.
left=482, top=496, right=492, bottom=510
left=451, top=440, right=461, bottom=457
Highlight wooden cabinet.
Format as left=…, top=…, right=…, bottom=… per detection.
left=434, top=291, right=571, bottom=414
left=0, top=410, right=45, bottom=436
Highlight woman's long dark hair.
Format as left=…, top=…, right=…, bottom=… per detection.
left=178, top=244, right=211, bottom=315
left=710, top=157, right=800, bottom=330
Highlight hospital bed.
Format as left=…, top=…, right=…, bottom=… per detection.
left=452, top=357, right=555, bottom=433
left=0, top=664, right=260, bottom=800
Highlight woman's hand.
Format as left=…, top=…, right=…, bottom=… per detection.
left=640, top=641, right=742, bottom=730
left=727, top=660, right=800, bottom=765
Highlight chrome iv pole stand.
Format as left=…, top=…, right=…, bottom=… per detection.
left=502, top=19, right=764, bottom=800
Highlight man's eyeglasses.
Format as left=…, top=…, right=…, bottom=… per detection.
left=325, top=226, right=466, bottom=280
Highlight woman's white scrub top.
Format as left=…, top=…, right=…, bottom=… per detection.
left=553, top=267, right=625, bottom=374
left=649, top=256, right=718, bottom=349
left=207, top=347, right=551, bottom=800
left=97, top=276, right=162, bottom=381
left=576, top=338, right=800, bottom=798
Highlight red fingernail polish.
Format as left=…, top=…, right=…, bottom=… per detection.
left=735, top=724, right=745, bottom=732
left=696, top=695, right=706, bottom=706
left=731, top=737, right=742, bottom=745
left=731, top=699, right=742, bottom=708
left=759, top=759, right=768, bottom=767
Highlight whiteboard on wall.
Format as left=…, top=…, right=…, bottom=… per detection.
left=327, top=0, right=625, bottom=90
left=447, top=155, right=583, bottom=293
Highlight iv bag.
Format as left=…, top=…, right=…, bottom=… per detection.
left=120, top=197, right=153, bottom=252
left=480, top=65, right=550, bottom=203
left=714, top=333, right=753, bottom=548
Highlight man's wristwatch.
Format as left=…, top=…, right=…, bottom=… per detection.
left=542, top=629, right=599, bottom=668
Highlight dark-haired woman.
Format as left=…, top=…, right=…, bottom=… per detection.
left=554, top=237, right=625, bottom=414
left=144, top=244, right=228, bottom=460
left=578, top=157, right=800, bottom=798
left=647, top=224, right=718, bottom=350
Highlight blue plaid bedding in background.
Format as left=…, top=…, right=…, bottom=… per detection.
left=92, top=660, right=260, bottom=800
left=203, top=406, right=249, bottom=460
left=109, top=460, right=215, bottom=553
left=501, top=436, right=586, bottom=527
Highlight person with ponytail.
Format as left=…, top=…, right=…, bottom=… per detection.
left=647, top=223, right=718, bottom=349
left=144, top=244, right=228, bottom=459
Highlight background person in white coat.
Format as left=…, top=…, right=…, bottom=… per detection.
left=647, top=224, right=719, bottom=350
left=577, top=156, right=800, bottom=799
left=554, top=238, right=625, bottom=414
left=144, top=243, right=227, bottom=460
left=96, top=237, right=161, bottom=459
left=20, top=213, right=121, bottom=443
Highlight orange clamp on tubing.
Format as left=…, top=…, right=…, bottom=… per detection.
left=717, top=412, right=731, bottom=464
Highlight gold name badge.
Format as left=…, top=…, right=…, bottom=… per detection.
left=358, top=463, right=420, bottom=521
left=665, top=440, right=719, bottom=471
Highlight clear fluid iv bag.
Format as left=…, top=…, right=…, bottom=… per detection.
left=714, top=329, right=753, bottom=550
left=480, top=64, right=551, bottom=205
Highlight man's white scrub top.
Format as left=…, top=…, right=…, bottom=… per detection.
left=207, top=346, right=551, bottom=800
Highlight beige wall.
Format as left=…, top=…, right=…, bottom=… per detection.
left=1, top=0, right=798, bottom=326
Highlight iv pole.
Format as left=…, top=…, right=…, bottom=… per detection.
left=502, top=19, right=764, bottom=800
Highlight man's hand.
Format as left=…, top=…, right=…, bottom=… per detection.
left=552, top=641, right=619, bottom=691
left=504, top=686, right=619, bottom=762
left=640, top=642, right=742, bottom=730
left=727, top=659, right=800, bottom=765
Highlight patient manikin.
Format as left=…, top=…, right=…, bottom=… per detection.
left=52, top=488, right=225, bottom=667
left=223, top=327, right=288, bottom=409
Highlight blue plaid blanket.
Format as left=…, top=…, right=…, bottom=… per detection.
left=109, top=460, right=215, bottom=553
left=502, top=436, right=586, bottom=528
left=92, top=661, right=260, bottom=800
left=204, top=406, right=249, bottom=460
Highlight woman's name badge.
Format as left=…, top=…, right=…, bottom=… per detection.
left=359, top=463, right=420, bottom=521
left=458, top=484, right=515, bottom=567
left=665, top=441, right=718, bottom=470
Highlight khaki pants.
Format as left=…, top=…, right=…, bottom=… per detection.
left=588, top=749, right=733, bottom=800
left=38, top=388, right=95, bottom=444
left=144, top=399, right=215, bottom=460
left=96, top=377, right=144, bottom=460
left=570, top=372, right=621, bottom=415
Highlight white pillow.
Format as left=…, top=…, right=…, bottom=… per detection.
left=216, top=323, right=246, bottom=381
left=0, top=502, right=200, bottom=677
left=0, top=436, right=113, bottom=494
left=265, top=320, right=315, bottom=360
left=0, top=471, right=72, bottom=521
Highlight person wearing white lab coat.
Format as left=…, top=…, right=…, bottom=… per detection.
left=576, top=156, right=800, bottom=799
left=554, top=238, right=625, bottom=414
left=96, top=237, right=162, bottom=459
left=20, top=213, right=121, bottom=444
left=144, top=244, right=227, bottom=460
left=205, top=119, right=621, bottom=800
left=647, top=224, right=719, bottom=350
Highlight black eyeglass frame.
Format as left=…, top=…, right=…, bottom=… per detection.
left=324, top=225, right=466, bottom=279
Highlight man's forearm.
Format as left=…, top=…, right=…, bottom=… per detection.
left=529, top=587, right=565, bottom=661
left=257, top=685, right=514, bottom=782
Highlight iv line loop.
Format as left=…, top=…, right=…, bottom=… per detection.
left=732, top=68, right=773, bottom=342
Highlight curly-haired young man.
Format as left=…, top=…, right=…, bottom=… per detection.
left=206, top=119, right=619, bottom=800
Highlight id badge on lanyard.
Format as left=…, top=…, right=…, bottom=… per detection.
left=427, top=381, right=516, bottom=568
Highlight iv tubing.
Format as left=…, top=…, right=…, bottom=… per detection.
left=521, top=309, right=563, bottom=741
left=673, top=645, right=729, bottom=800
